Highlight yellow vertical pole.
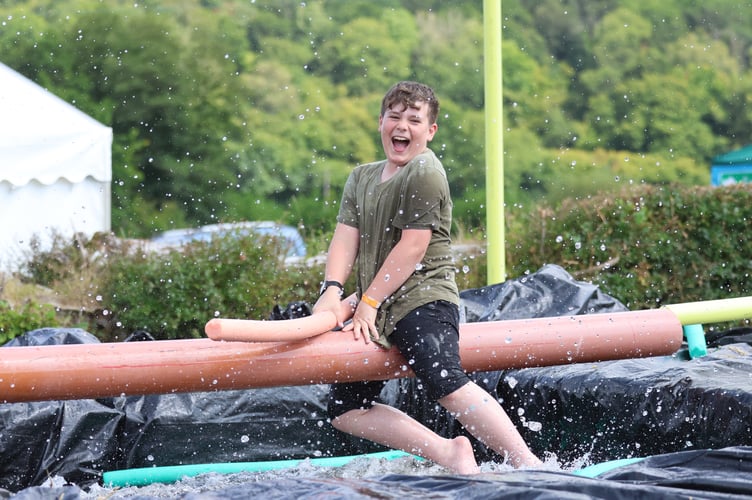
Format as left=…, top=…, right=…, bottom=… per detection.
left=484, top=0, right=505, bottom=284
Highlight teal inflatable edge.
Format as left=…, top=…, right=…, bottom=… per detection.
left=103, top=451, right=646, bottom=487
left=572, top=457, right=645, bottom=478
left=102, top=450, right=417, bottom=487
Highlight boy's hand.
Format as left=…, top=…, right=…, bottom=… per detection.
left=313, top=288, right=347, bottom=330
left=344, top=301, right=379, bottom=344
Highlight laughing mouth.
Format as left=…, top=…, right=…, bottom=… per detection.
left=392, top=136, right=410, bottom=152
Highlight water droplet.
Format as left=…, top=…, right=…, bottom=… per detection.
left=526, top=421, right=543, bottom=432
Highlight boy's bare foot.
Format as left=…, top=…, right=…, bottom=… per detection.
left=508, top=451, right=543, bottom=468
left=445, top=435, right=480, bottom=475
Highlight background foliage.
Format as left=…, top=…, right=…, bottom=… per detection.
left=507, top=184, right=751, bottom=310
left=101, top=234, right=324, bottom=339
left=2, top=0, right=751, bottom=237
left=2, top=183, right=748, bottom=342
left=0, top=300, right=57, bottom=344
left=1, top=1, right=750, bottom=341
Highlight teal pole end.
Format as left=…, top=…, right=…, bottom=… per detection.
left=683, top=324, right=708, bottom=359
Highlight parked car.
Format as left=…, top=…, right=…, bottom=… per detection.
left=149, top=221, right=307, bottom=263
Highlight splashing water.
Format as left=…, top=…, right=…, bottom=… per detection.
left=78, top=453, right=567, bottom=499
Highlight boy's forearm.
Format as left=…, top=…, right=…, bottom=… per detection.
left=324, top=223, right=358, bottom=284
left=365, top=229, right=430, bottom=303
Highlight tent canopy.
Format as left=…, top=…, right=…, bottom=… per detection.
left=0, top=62, right=112, bottom=269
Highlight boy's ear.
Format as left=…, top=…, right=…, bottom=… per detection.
left=427, top=122, right=438, bottom=141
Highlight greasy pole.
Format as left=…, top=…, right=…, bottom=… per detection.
left=0, top=308, right=683, bottom=403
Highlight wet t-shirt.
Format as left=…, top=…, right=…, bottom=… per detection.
left=337, top=149, right=459, bottom=346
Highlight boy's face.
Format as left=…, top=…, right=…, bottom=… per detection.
left=379, top=101, right=437, bottom=168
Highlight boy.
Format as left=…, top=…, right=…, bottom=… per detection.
left=313, top=81, right=541, bottom=473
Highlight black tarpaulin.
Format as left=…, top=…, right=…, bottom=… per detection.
left=2, top=265, right=751, bottom=498
left=9, top=447, right=752, bottom=499
left=459, top=264, right=629, bottom=323
left=495, top=341, right=752, bottom=465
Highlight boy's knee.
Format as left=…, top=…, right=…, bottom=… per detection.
left=330, top=413, right=346, bottom=431
left=436, top=381, right=471, bottom=405
left=329, top=407, right=371, bottom=432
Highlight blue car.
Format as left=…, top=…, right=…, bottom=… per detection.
left=150, top=222, right=307, bottom=263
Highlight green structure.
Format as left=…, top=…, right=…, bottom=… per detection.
left=711, top=144, right=752, bottom=186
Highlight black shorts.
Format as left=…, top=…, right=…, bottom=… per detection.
left=327, top=300, right=470, bottom=419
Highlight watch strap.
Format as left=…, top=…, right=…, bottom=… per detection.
left=320, top=280, right=344, bottom=296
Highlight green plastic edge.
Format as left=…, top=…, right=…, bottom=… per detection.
left=103, top=451, right=646, bottom=487
left=102, top=450, right=416, bottom=487
left=571, top=457, right=645, bottom=478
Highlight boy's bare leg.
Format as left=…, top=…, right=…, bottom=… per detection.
left=439, top=382, right=542, bottom=468
left=331, top=402, right=480, bottom=474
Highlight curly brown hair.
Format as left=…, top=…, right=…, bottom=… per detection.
left=380, top=81, right=439, bottom=124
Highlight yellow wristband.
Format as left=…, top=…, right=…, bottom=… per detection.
left=360, top=294, right=381, bottom=309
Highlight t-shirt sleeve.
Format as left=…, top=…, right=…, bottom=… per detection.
left=393, top=165, right=447, bottom=230
left=336, top=168, right=360, bottom=228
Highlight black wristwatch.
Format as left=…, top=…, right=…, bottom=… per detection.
left=319, top=280, right=344, bottom=297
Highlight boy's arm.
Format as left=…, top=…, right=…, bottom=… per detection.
left=365, top=228, right=431, bottom=304
left=349, top=228, right=431, bottom=344
left=313, top=223, right=359, bottom=326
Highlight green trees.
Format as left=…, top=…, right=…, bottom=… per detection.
left=2, top=0, right=751, bottom=238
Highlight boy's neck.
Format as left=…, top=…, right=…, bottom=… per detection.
left=382, top=161, right=405, bottom=182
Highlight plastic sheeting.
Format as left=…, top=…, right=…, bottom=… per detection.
left=1, top=329, right=122, bottom=490
left=459, top=263, right=629, bottom=323
left=0, top=330, right=344, bottom=491
left=9, top=447, right=752, bottom=499
left=2, top=265, right=752, bottom=496
left=498, top=341, right=752, bottom=464
left=455, top=266, right=752, bottom=464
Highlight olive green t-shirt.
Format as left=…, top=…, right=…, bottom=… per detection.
left=337, top=149, right=459, bottom=347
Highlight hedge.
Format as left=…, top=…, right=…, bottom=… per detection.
left=506, top=184, right=751, bottom=311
